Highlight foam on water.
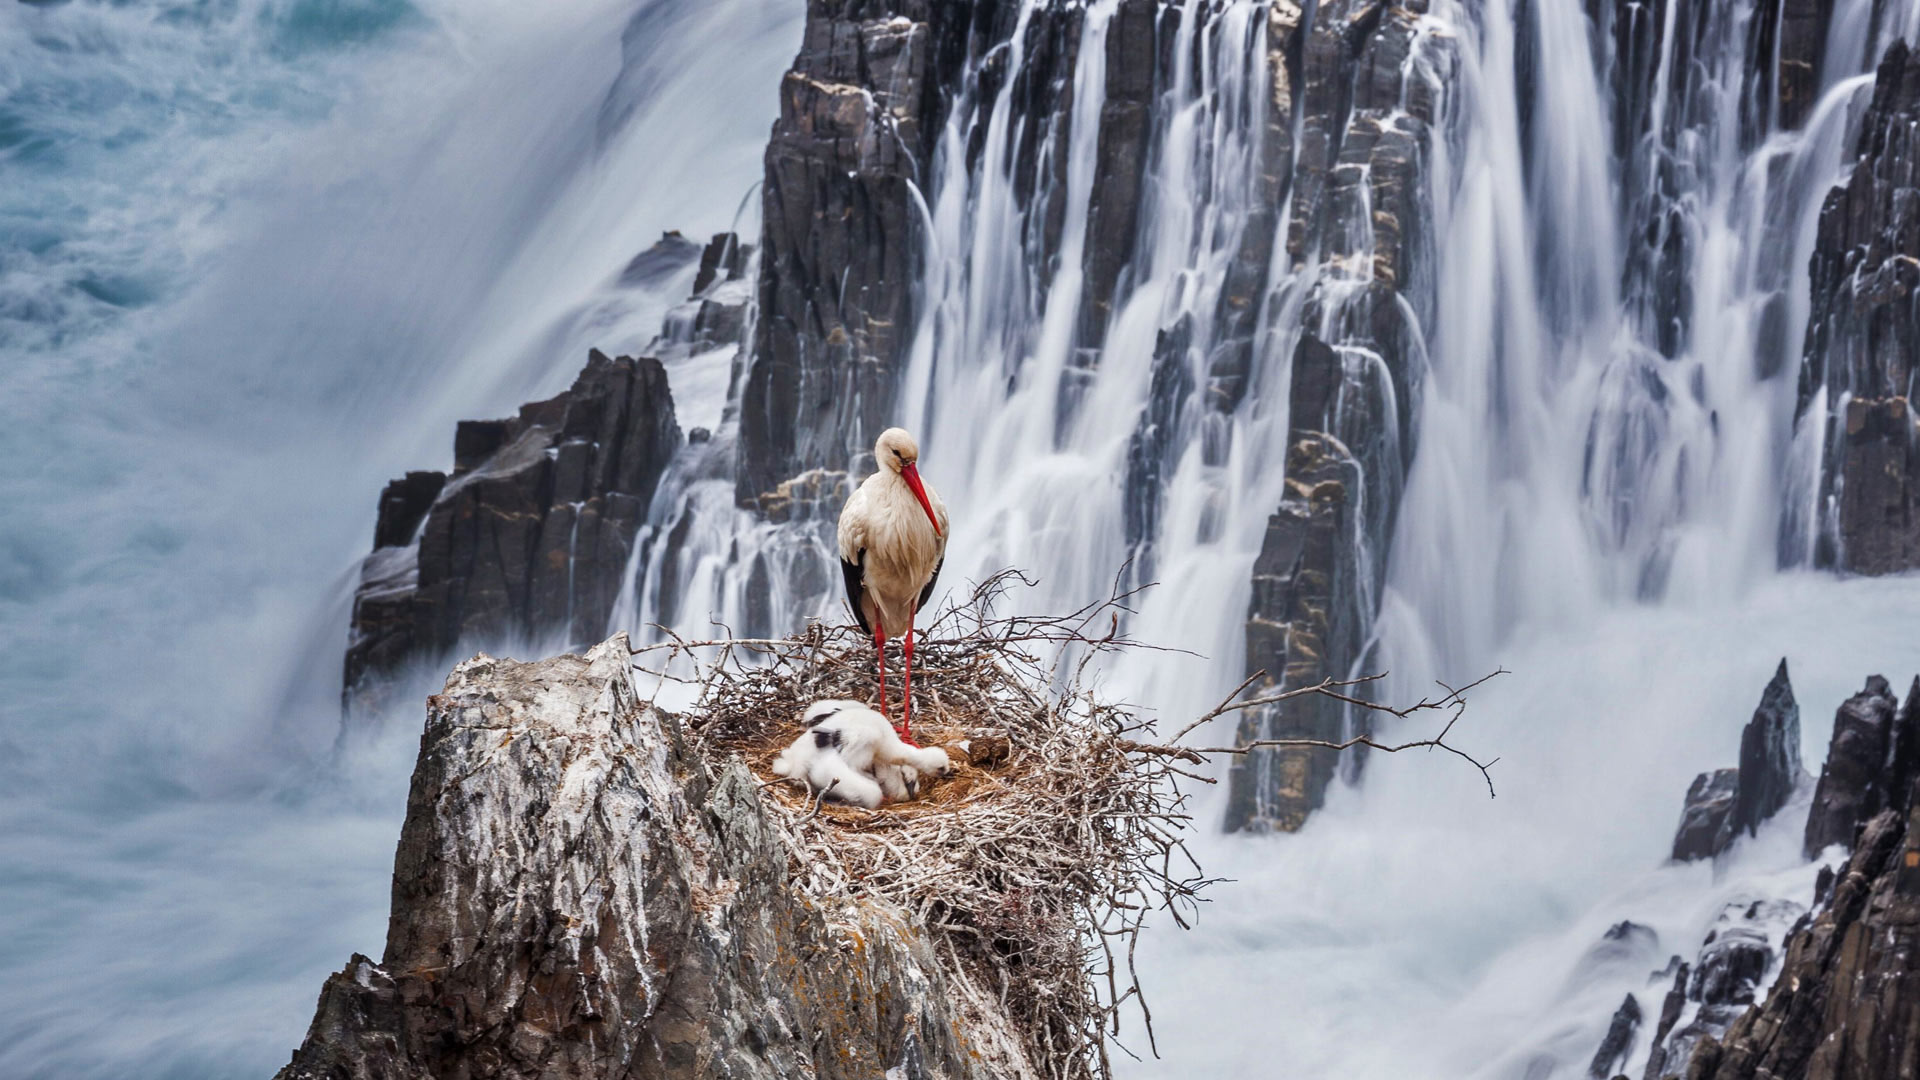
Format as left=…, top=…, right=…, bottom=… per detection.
left=6, top=0, right=1916, bottom=1076
left=1125, top=571, right=1920, bottom=1077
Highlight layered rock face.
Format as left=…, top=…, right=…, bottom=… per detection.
left=1224, top=339, right=1368, bottom=833
left=282, top=637, right=1005, bottom=1080
left=1797, top=41, right=1920, bottom=573
left=1683, top=672, right=1920, bottom=1080
left=1669, top=660, right=1805, bottom=861
left=1220, top=0, right=1442, bottom=833
left=345, top=233, right=755, bottom=704
left=736, top=0, right=977, bottom=507
left=344, top=352, right=680, bottom=702
left=1803, top=673, right=1919, bottom=857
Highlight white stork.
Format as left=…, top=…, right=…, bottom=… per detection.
left=838, top=427, right=948, bottom=743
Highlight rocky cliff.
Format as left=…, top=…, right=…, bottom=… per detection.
left=1222, top=0, right=1441, bottom=832
left=1679, top=673, right=1920, bottom=1079
left=736, top=0, right=978, bottom=507
left=1797, top=40, right=1920, bottom=573
left=283, top=636, right=1016, bottom=1080
left=344, top=233, right=753, bottom=705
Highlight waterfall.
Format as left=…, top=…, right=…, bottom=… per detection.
left=609, top=0, right=1920, bottom=1075
left=7, top=0, right=1919, bottom=1075
left=0, top=1, right=801, bottom=1076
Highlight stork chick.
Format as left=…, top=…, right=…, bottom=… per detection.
left=771, top=699, right=953, bottom=809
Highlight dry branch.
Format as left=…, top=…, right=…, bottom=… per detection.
left=628, top=566, right=1500, bottom=1079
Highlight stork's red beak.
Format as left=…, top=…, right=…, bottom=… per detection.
left=901, top=462, right=941, bottom=537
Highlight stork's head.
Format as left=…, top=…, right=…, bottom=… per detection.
left=874, top=427, right=920, bottom=473
left=874, top=427, right=941, bottom=537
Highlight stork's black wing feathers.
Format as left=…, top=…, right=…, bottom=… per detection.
left=842, top=550, right=871, bottom=635
left=917, top=557, right=943, bottom=614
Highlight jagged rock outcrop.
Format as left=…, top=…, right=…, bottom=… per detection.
left=1225, top=425, right=1363, bottom=833
left=343, top=351, right=680, bottom=702
left=1796, top=40, right=1920, bottom=573
left=1657, top=667, right=1920, bottom=1079
left=1734, top=660, right=1802, bottom=840
left=1687, top=808, right=1920, bottom=1079
left=1642, top=960, right=1689, bottom=1080
left=1672, top=768, right=1742, bottom=862
left=736, top=0, right=977, bottom=507
left=1804, top=673, right=1919, bottom=856
left=1218, top=0, right=1443, bottom=831
left=1589, top=993, right=1642, bottom=1078
left=1668, top=661, right=1805, bottom=861
left=1637, top=898, right=1804, bottom=1080
left=281, top=637, right=1005, bottom=1080
left=345, top=233, right=757, bottom=704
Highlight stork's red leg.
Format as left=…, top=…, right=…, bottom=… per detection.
left=899, top=608, right=918, bottom=746
left=874, top=615, right=889, bottom=721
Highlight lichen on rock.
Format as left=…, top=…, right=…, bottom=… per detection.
left=278, top=636, right=1021, bottom=1080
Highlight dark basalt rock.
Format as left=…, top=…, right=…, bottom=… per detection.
left=1687, top=806, right=1920, bottom=1080
left=344, top=231, right=760, bottom=708
left=1672, top=768, right=1741, bottom=862
left=343, top=351, right=680, bottom=707
left=1588, top=993, right=1642, bottom=1079
left=1733, top=660, right=1801, bottom=839
left=1670, top=665, right=1920, bottom=1079
left=280, top=638, right=1006, bottom=1080
left=1640, top=961, right=1689, bottom=1080
left=1224, top=430, right=1364, bottom=833
left=1639, top=900, right=1800, bottom=1079
left=736, top=0, right=978, bottom=508
left=1222, top=330, right=1401, bottom=832
left=1217, top=3, right=1445, bottom=832
left=1803, top=673, right=1919, bottom=857
left=371, top=472, right=446, bottom=550
left=1122, top=316, right=1195, bottom=551
left=1668, top=661, right=1805, bottom=861
left=1795, top=41, right=1920, bottom=572
left=1079, top=0, right=1156, bottom=349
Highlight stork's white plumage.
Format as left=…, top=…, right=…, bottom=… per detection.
left=838, top=427, right=948, bottom=742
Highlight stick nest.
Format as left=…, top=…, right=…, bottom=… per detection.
left=631, top=570, right=1211, bottom=1080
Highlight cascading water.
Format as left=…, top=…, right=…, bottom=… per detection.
left=8, top=0, right=1918, bottom=1075
left=617, top=0, right=1920, bottom=1075
left=0, top=1, right=799, bottom=1076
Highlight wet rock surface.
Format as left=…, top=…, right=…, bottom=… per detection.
left=1637, top=899, right=1803, bottom=1080
left=1657, top=667, right=1920, bottom=1079
left=1669, top=661, right=1805, bottom=861
left=281, top=637, right=1000, bottom=1080
left=1672, top=768, right=1741, bottom=862
left=1797, top=41, right=1920, bottom=573
left=344, top=233, right=757, bottom=706
left=1804, top=673, right=1919, bottom=857
left=1225, top=427, right=1364, bottom=833
left=1687, top=805, right=1920, bottom=1080
left=343, top=351, right=681, bottom=705
left=736, top=0, right=978, bottom=506
left=1733, top=661, right=1802, bottom=842
left=1588, top=993, right=1642, bottom=1078
left=1219, top=0, right=1442, bottom=831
